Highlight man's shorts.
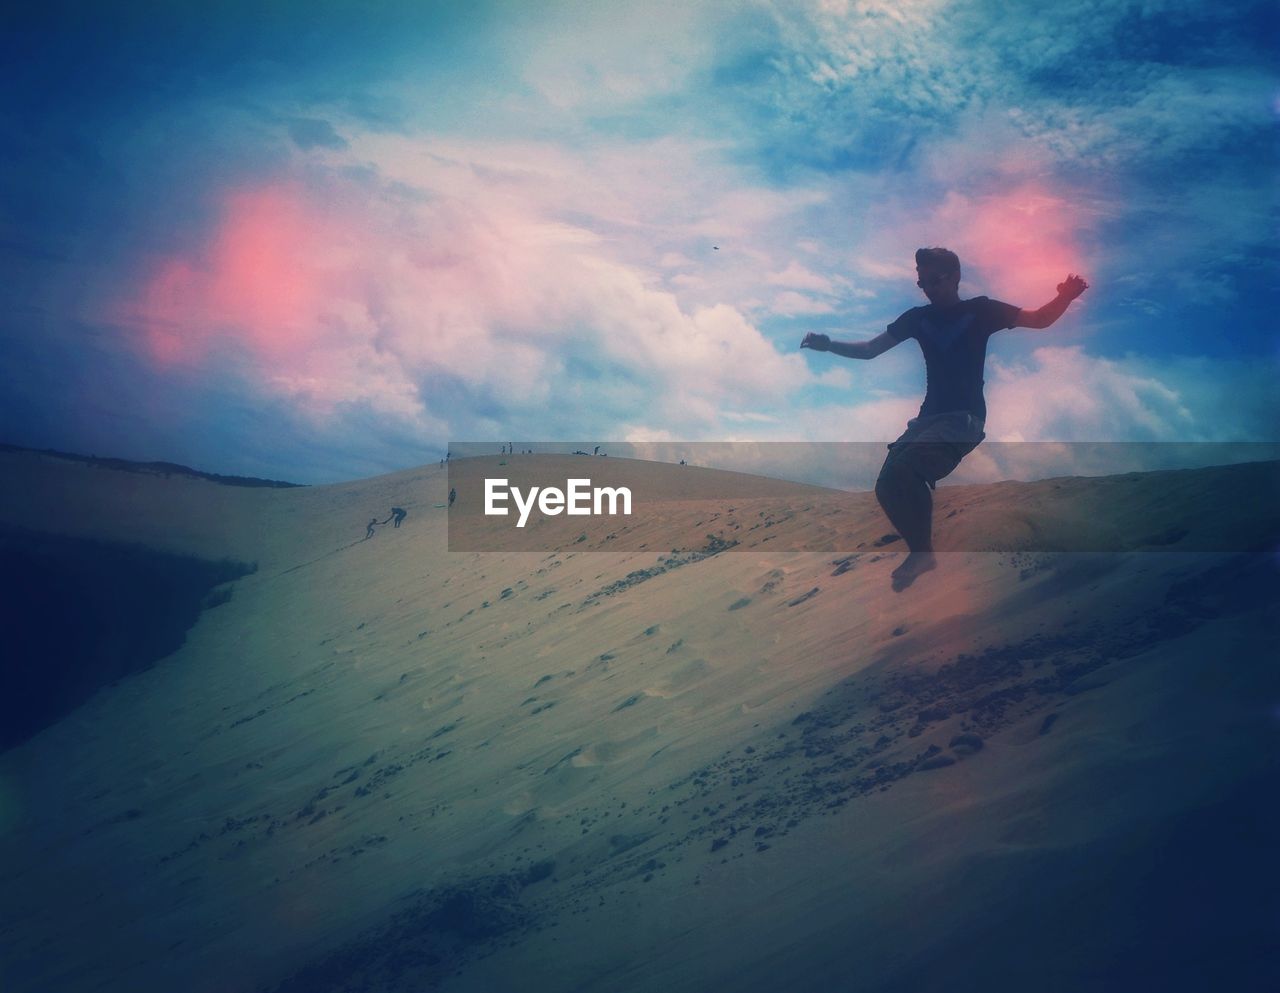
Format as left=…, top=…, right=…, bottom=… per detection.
left=879, top=412, right=986, bottom=490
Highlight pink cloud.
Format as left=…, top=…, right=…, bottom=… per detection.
left=120, top=183, right=341, bottom=369
left=205, top=186, right=329, bottom=354
left=932, top=184, right=1089, bottom=307
left=861, top=176, right=1095, bottom=313
left=105, top=162, right=811, bottom=437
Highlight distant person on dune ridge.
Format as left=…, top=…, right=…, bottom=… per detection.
left=802, top=247, right=1088, bottom=592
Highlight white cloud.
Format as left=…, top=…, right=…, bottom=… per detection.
left=772, top=290, right=836, bottom=316
left=986, top=346, right=1189, bottom=441
left=513, top=0, right=713, bottom=110
left=814, top=367, right=854, bottom=388
left=1009, top=66, right=1272, bottom=170
left=985, top=345, right=1280, bottom=443
left=766, top=261, right=837, bottom=293
left=109, top=143, right=826, bottom=449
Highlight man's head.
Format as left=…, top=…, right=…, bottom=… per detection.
left=915, top=247, right=961, bottom=305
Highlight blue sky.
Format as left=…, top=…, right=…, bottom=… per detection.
left=2, top=0, right=1276, bottom=483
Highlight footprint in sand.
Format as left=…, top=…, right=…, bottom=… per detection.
left=648, top=658, right=713, bottom=697
left=503, top=792, right=538, bottom=816
left=612, top=688, right=666, bottom=711
left=572, top=727, right=661, bottom=767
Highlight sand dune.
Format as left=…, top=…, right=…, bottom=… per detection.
left=0, top=449, right=1276, bottom=992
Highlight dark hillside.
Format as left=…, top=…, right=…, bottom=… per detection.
left=1, top=526, right=254, bottom=751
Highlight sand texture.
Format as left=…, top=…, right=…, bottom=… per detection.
left=0, top=450, right=1276, bottom=992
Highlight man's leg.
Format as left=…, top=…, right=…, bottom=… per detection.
left=874, top=454, right=934, bottom=553
left=876, top=416, right=983, bottom=590
left=875, top=453, right=938, bottom=591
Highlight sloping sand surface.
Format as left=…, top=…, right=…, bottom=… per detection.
left=0, top=451, right=1275, bottom=992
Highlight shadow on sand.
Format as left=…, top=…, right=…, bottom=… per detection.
left=1, top=526, right=255, bottom=751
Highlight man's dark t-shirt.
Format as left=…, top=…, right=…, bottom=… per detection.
left=886, top=296, right=1020, bottom=421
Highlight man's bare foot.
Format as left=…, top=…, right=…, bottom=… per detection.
left=891, top=551, right=937, bottom=592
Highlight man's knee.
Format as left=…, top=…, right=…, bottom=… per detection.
left=876, top=453, right=922, bottom=500
left=887, top=442, right=967, bottom=491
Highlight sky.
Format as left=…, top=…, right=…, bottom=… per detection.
left=2, top=0, right=1276, bottom=484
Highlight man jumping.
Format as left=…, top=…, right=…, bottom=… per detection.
left=801, top=247, right=1088, bottom=591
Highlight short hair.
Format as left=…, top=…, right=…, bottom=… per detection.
left=915, top=247, right=960, bottom=279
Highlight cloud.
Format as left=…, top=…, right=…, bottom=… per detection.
left=986, top=345, right=1280, bottom=443
left=1008, top=65, right=1271, bottom=169
left=778, top=0, right=985, bottom=118
left=986, top=346, right=1191, bottom=441
left=767, top=261, right=838, bottom=293
left=514, top=0, right=714, bottom=110
left=831, top=178, right=1096, bottom=320
left=287, top=117, right=348, bottom=151
left=771, top=290, right=836, bottom=316
left=104, top=161, right=814, bottom=449
left=930, top=186, right=1089, bottom=304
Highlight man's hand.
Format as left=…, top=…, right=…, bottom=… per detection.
left=1016, top=275, right=1090, bottom=329
left=1057, top=274, right=1089, bottom=301
left=800, top=332, right=830, bottom=351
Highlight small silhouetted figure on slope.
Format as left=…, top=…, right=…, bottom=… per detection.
left=449, top=487, right=456, bottom=508
left=366, top=517, right=379, bottom=539
left=802, top=247, right=1088, bottom=592
left=391, top=507, right=406, bottom=528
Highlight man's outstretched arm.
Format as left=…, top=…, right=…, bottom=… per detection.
left=1015, top=274, right=1089, bottom=329
left=800, top=330, right=900, bottom=360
